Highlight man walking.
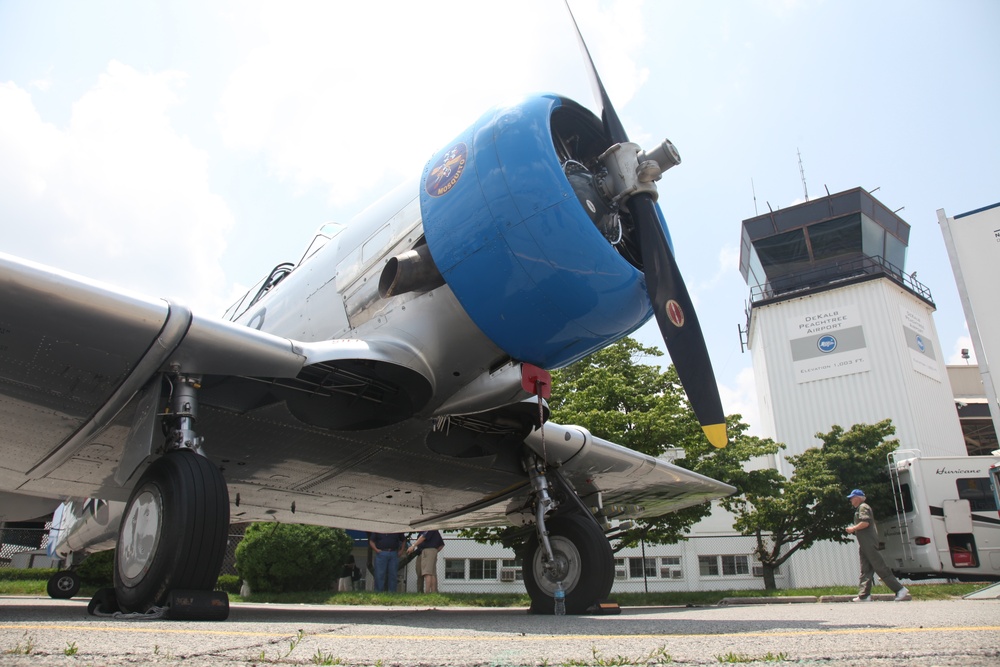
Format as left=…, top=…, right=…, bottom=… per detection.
left=845, top=489, right=910, bottom=602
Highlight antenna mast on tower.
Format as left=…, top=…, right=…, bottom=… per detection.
left=798, top=148, right=808, bottom=201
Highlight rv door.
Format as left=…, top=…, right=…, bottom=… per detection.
left=942, top=499, right=974, bottom=533
left=943, top=499, right=979, bottom=568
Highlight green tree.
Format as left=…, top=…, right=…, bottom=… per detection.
left=235, top=523, right=352, bottom=593
left=723, top=419, right=899, bottom=589
left=463, top=337, right=781, bottom=551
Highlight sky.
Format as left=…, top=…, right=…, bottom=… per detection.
left=1, top=0, right=998, bottom=434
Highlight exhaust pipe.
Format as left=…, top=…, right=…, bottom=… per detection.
left=378, top=244, right=445, bottom=298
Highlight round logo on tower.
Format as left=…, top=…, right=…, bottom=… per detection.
left=425, top=143, right=468, bottom=197
left=817, top=335, right=838, bottom=353
left=915, top=335, right=926, bottom=353
left=666, top=300, right=685, bottom=328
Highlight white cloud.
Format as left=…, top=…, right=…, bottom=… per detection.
left=0, top=62, right=234, bottom=314
left=699, top=242, right=740, bottom=291
left=719, top=365, right=764, bottom=436
left=215, top=0, right=647, bottom=205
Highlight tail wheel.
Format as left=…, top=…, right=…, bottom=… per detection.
left=47, top=570, right=81, bottom=599
left=114, top=450, right=229, bottom=612
left=522, top=513, right=614, bottom=615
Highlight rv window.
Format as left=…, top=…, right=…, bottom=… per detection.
left=956, top=478, right=998, bottom=512
left=897, top=483, right=914, bottom=513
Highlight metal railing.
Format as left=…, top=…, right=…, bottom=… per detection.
left=748, top=255, right=933, bottom=306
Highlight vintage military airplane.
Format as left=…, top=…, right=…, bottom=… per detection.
left=0, top=6, right=734, bottom=616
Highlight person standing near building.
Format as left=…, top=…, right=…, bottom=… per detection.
left=845, top=489, right=910, bottom=602
left=369, top=532, right=406, bottom=593
left=407, top=530, right=445, bottom=593
left=338, top=552, right=358, bottom=592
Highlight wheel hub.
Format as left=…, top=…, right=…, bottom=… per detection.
left=118, top=487, right=163, bottom=584
left=534, top=535, right=582, bottom=595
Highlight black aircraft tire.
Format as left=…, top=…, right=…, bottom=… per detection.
left=47, top=570, right=81, bottom=599
left=522, top=513, right=613, bottom=615
left=114, top=450, right=229, bottom=612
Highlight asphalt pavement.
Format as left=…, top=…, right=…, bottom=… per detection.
left=0, top=595, right=998, bottom=666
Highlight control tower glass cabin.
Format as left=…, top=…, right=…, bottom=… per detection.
left=739, top=187, right=932, bottom=308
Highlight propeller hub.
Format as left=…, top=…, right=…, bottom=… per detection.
left=638, top=139, right=682, bottom=173
left=598, top=142, right=659, bottom=204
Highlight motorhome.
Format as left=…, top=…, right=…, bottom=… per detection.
left=881, top=452, right=1000, bottom=581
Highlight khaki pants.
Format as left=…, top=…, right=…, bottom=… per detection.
left=857, top=541, right=902, bottom=597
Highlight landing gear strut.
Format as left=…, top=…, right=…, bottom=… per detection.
left=112, top=372, right=229, bottom=614
left=521, top=456, right=614, bottom=614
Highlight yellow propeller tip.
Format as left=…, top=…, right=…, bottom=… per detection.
left=703, top=423, right=728, bottom=448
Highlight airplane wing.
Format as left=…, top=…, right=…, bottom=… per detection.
left=2, top=250, right=730, bottom=527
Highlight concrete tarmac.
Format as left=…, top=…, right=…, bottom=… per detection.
left=0, top=596, right=998, bottom=666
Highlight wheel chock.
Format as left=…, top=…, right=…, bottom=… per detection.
left=165, top=589, right=230, bottom=621
left=87, top=588, right=120, bottom=616
left=587, top=600, right=621, bottom=615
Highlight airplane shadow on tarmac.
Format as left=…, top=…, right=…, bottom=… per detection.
left=0, top=598, right=891, bottom=636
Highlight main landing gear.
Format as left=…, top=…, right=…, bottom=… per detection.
left=521, top=456, right=614, bottom=615
left=109, top=372, right=230, bottom=617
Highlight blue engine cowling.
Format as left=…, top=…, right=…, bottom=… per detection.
left=420, top=94, right=657, bottom=369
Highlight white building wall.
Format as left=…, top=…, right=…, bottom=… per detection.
left=748, top=278, right=965, bottom=462
left=404, top=530, right=799, bottom=595
left=939, top=204, right=1000, bottom=445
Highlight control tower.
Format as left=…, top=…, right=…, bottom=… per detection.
left=739, top=187, right=965, bottom=471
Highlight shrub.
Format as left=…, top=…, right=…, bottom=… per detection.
left=76, top=550, right=114, bottom=586
left=215, top=574, right=242, bottom=595
left=235, top=523, right=352, bottom=593
left=0, top=568, right=58, bottom=581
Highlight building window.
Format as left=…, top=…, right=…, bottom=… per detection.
left=469, top=559, right=498, bottom=580
left=721, top=555, right=750, bottom=575
left=628, top=557, right=656, bottom=578
left=444, top=559, right=465, bottom=580
left=700, top=555, right=751, bottom=576
left=752, top=564, right=781, bottom=577
left=616, top=556, right=683, bottom=579
left=500, top=558, right=523, bottom=582
left=660, top=556, right=682, bottom=579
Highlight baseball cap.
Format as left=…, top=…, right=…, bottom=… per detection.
left=846, top=489, right=866, bottom=499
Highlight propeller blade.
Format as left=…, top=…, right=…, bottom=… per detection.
left=563, top=0, right=628, bottom=144
left=563, top=0, right=728, bottom=447
left=630, top=194, right=727, bottom=447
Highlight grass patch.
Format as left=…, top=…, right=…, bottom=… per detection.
left=0, top=579, right=48, bottom=596
left=0, top=569, right=988, bottom=606
left=717, top=651, right=788, bottom=663
left=234, top=590, right=532, bottom=607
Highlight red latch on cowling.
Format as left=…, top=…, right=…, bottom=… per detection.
left=521, top=363, right=551, bottom=399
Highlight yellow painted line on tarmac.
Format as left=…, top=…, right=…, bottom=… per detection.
left=1, top=624, right=998, bottom=641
